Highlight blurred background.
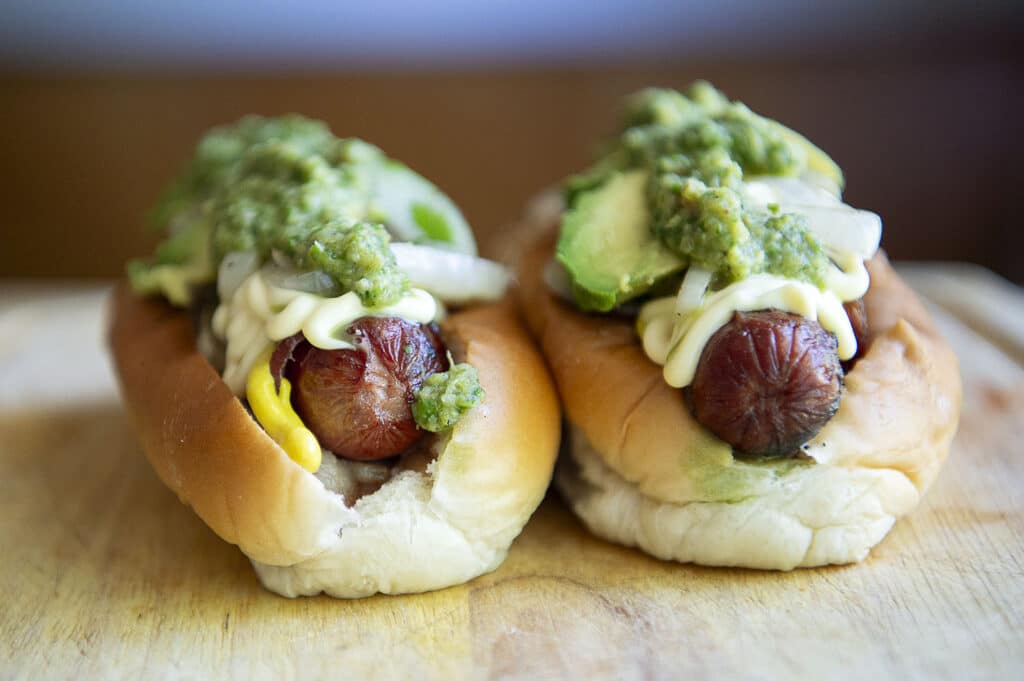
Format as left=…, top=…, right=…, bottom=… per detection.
left=1, top=0, right=1022, bottom=281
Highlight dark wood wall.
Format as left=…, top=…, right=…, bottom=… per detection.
left=2, top=55, right=1021, bottom=281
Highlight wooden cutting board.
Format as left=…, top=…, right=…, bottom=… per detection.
left=1, top=269, right=1022, bottom=680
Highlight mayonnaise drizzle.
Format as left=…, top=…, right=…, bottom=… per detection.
left=637, top=177, right=876, bottom=389
left=213, top=270, right=438, bottom=395
left=641, top=271, right=859, bottom=389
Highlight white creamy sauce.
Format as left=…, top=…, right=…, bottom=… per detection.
left=637, top=178, right=878, bottom=389
left=641, top=272, right=860, bottom=389
left=212, top=269, right=438, bottom=395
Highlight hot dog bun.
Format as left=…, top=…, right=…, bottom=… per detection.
left=516, top=202, right=961, bottom=570
left=109, top=284, right=560, bottom=596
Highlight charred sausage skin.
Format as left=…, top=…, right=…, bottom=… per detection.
left=273, top=318, right=447, bottom=461
left=690, top=310, right=843, bottom=457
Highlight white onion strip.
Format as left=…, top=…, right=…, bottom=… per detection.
left=217, top=251, right=260, bottom=302
left=741, top=178, right=882, bottom=259
left=390, top=242, right=512, bottom=304
left=793, top=205, right=881, bottom=260
left=675, top=266, right=712, bottom=316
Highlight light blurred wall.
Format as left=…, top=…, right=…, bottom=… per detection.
left=3, top=0, right=1016, bottom=69
left=1, top=1, right=1022, bottom=280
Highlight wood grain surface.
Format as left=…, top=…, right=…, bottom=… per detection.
left=1, top=271, right=1022, bottom=680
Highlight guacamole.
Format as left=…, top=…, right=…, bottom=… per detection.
left=560, top=82, right=838, bottom=308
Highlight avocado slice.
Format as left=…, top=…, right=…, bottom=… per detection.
left=556, top=170, right=685, bottom=312
left=770, top=122, right=844, bottom=191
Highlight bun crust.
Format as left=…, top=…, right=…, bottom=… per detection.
left=516, top=206, right=961, bottom=569
left=109, top=285, right=559, bottom=596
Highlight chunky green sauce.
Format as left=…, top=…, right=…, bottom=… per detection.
left=208, top=141, right=409, bottom=307
left=151, top=115, right=339, bottom=227
left=650, top=163, right=828, bottom=287
left=131, top=115, right=472, bottom=308
left=563, top=82, right=837, bottom=299
left=412, top=362, right=485, bottom=433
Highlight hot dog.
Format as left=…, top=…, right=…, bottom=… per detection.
left=689, top=310, right=843, bottom=456
left=515, top=83, right=961, bottom=569
left=279, top=319, right=448, bottom=461
left=110, top=115, right=560, bottom=597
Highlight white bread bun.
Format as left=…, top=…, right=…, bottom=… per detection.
left=109, top=285, right=560, bottom=597
left=517, top=212, right=961, bottom=570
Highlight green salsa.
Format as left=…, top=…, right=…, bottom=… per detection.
left=412, top=362, right=485, bottom=433
left=151, top=115, right=339, bottom=227
left=130, top=115, right=473, bottom=308
left=561, top=82, right=839, bottom=302
left=208, top=141, right=409, bottom=307
left=650, top=162, right=828, bottom=287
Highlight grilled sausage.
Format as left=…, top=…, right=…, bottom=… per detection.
left=276, top=318, right=447, bottom=461
left=690, top=310, right=843, bottom=457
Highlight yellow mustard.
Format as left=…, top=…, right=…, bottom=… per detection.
left=246, top=347, right=322, bottom=473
